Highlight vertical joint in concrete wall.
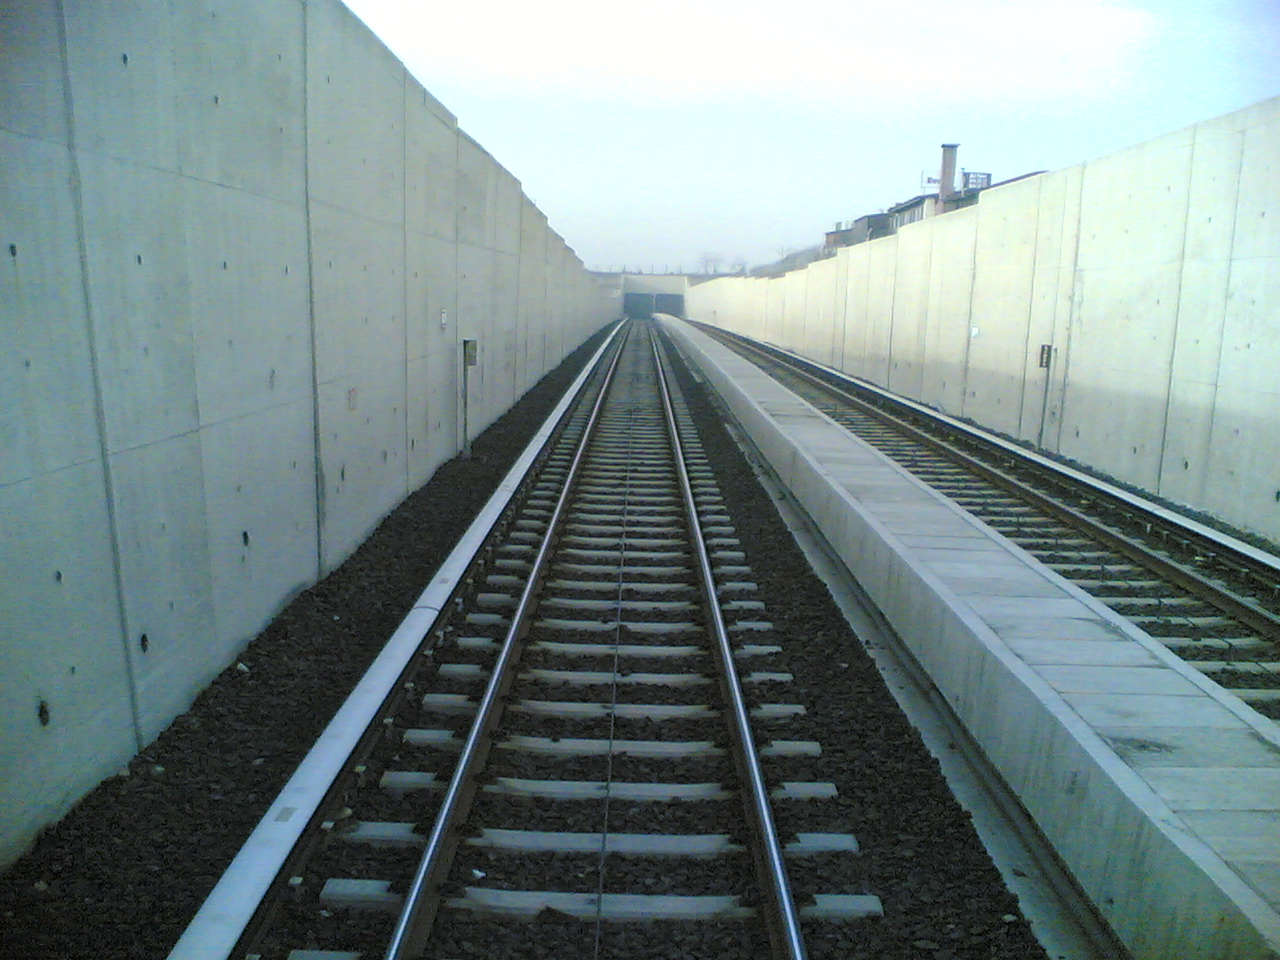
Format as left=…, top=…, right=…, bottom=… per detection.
left=400, top=75, right=411, bottom=497
left=53, top=0, right=144, bottom=750
left=1051, top=164, right=1090, bottom=455
left=959, top=211, right=981, bottom=417
left=1153, top=130, right=1203, bottom=490
left=1015, top=177, right=1044, bottom=436
left=301, top=1, right=326, bottom=577
left=452, top=132, right=462, bottom=456
left=1198, top=131, right=1247, bottom=488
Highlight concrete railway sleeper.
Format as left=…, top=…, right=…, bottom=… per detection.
left=699, top=326, right=1280, bottom=717
left=169, top=322, right=887, bottom=960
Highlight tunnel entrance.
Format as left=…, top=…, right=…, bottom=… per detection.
left=654, top=292, right=685, bottom=316
left=623, top=292, right=685, bottom=318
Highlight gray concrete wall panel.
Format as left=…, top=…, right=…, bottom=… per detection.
left=1233, top=104, right=1280, bottom=261
left=687, top=95, right=1280, bottom=544
left=920, top=207, right=977, bottom=416
left=1058, top=128, right=1195, bottom=491
left=172, top=1, right=305, bottom=202
left=965, top=176, right=1042, bottom=435
left=200, top=401, right=319, bottom=656
left=803, top=256, right=839, bottom=366
left=1177, top=105, right=1278, bottom=530
left=405, top=355, right=444, bottom=487
left=406, top=231, right=458, bottom=478
left=863, top=236, right=898, bottom=385
left=518, top=200, right=550, bottom=393
left=456, top=134, right=491, bottom=249
left=769, top=276, right=786, bottom=348
left=405, top=90, right=458, bottom=242
left=404, top=230, right=456, bottom=363
left=309, top=206, right=406, bottom=383
left=77, top=154, right=201, bottom=454
left=493, top=167, right=522, bottom=258
left=305, top=0, right=404, bottom=223
left=1023, top=168, right=1081, bottom=446
left=317, top=368, right=410, bottom=570
left=185, top=181, right=312, bottom=426
left=1157, top=110, right=1244, bottom=507
left=830, top=252, right=850, bottom=369
left=781, top=269, right=805, bottom=353
left=1205, top=254, right=1280, bottom=527
left=63, top=1, right=180, bottom=169
left=0, top=464, right=136, bottom=867
left=840, top=247, right=871, bottom=379
left=548, top=240, right=569, bottom=362
left=1, top=0, right=610, bottom=864
left=109, top=433, right=216, bottom=744
left=0, top=134, right=99, bottom=486
left=887, top=224, right=932, bottom=398
left=457, top=240, right=495, bottom=436
left=0, top=0, right=68, bottom=142
left=492, top=250, right=521, bottom=413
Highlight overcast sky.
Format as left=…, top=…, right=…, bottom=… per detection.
left=342, top=0, right=1279, bottom=272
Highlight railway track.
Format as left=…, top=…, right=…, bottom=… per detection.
left=696, top=324, right=1280, bottom=719
left=172, top=321, right=882, bottom=960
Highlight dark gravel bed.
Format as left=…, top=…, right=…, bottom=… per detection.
left=0, top=331, right=610, bottom=960
left=510, top=679, right=712, bottom=706
left=1, top=323, right=1054, bottom=960
left=426, top=914, right=768, bottom=960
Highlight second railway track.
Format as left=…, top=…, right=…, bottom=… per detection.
left=699, top=325, right=1280, bottom=719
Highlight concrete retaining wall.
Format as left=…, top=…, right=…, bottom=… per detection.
left=0, top=0, right=610, bottom=866
left=687, top=97, right=1280, bottom=546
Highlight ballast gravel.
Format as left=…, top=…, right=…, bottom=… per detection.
left=0, top=324, right=1051, bottom=960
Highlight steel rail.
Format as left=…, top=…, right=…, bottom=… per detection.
left=703, top=325, right=1280, bottom=578
left=383, top=326, right=630, bottom=960
left=718, top=331, right=1280, bottom=643
left=165, top=322, right=625, bottom=960
left=649, top=329, right=808, bottom=960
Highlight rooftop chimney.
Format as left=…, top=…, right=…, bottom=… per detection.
left=939, top=143, right=959, bottom=199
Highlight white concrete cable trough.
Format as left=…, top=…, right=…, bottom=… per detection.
left=661, top=316, right=1280, bottom=960
left=165, top=325, right=623, bottom=960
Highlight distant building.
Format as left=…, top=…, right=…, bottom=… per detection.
left=886, top=193, right=940, bottom=231
left=833, top=147, right=1045, bottom=245
left=752, top=147, right=1043, bottom=277
left=823, top=213, right=893, bottom=253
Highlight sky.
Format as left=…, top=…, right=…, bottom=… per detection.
left=342, top=0, right=1279, bottom=273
